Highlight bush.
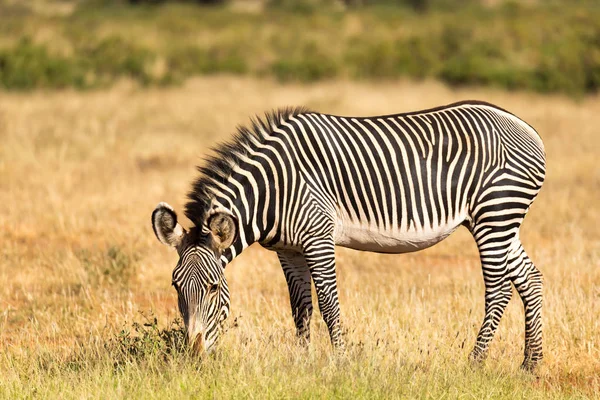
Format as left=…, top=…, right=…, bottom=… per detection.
left=165, top=45, right=247, bottom=84
left=267, top=0, right=340, bottom=14
left=127, top=0, right=226, bottom=4
left=271, top=43, right=339, bottom=82
left=107, top=313, right=187, bottom=367
left=0, top=38, right=84, bottom=89
left=78, top=36, right=155, bottom=86
left=0, top=2, right=598, bottom=95
left=343, top=0, right=430, bottom=12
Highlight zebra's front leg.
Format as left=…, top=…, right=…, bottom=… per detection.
left=277, top=251, right=313, bottom=342
left=302, top=239, right=344, bottom=349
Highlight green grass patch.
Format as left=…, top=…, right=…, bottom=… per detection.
left=1, top=312, right=594, bottom=399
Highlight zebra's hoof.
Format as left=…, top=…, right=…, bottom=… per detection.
left=331, top=339, right=347, bottom=357
left=295, top=334, right=310, bottom=347
left=520, top=349, right=543, bottom=372
left=468, top=350, right=486, bottom=367
left=520, top=358, right=542, bottom=372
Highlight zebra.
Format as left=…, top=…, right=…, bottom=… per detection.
left=151, top=101, right=546, bottom=370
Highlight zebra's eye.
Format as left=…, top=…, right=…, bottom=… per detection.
left=209, top=283, right=219, bottom=294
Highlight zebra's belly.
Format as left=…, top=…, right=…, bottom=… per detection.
left=334, top=216, right=465, bottom=254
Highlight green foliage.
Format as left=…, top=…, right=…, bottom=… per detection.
left=267, top=0, right=340, bottom=14
left=107, top=313, right=187, bottom=367
left=166, top=45, right=248, bottom=80
left=343, top=0, right=431, bottom=12
left=78, top=36, right=155, bottom=86
left=0, top=36, right=157, bottom=90
left=271, top=43, right=339, bottom=82
left=0, top=2, right=599, bottom=95
left=124, top=0, right=227, bottom=4
left=344, top=36, right=440, bottom=79
left=0, top=38, right=84, bottom=89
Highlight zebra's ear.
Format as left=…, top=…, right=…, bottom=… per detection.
left=207, top=211, right=238, bottom=251
left=152, top=202, right=186, bottom=248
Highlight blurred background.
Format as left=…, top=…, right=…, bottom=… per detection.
left=1, top=1, right=599, bottom=398
left=0, top=0, right=599, bottom=95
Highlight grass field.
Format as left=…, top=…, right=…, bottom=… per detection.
left=0, top=77, right=599, bottom=398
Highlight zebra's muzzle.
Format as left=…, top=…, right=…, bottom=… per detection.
left=189, top=331, right=206, bottom=354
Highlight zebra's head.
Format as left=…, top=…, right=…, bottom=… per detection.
left=151, top=202, right=237, bottom=354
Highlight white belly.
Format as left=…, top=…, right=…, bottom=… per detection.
left=334, top=214, right=466, bottom=254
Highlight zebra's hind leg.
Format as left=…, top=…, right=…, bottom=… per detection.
left=508, top=241, right=544, bottom=371
left=277, top=251, right=313, bottom=343
left=469, top=225, right=514, bottom=365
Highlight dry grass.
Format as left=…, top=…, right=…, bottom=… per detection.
left=0, top=77, right=599, bottom=398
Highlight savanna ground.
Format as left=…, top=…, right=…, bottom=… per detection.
left=1, top=77, right=599, bottom=398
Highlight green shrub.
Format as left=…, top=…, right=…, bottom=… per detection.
left=343, top=0, right=430, bottom=12
left=0, top=2, right=599, bottom=95
left=271, top=43, right=338, bottom=82
left=0, top=38, right=84, bottom=89
left=345, top=39, right=399, bottom=79
left=165, top=45, right=247, bottom=83
left=267, top=0, right=340, bottom=14
left=77, top=36, right=155, bottom=86
left=107, top=313, right=187, bottom=367
left=163, top=46, right=207, bottom=83
left=198, top=47, right=248, bottom=74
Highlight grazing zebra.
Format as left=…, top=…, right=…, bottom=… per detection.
left=151, top=101, right=545, bottom=369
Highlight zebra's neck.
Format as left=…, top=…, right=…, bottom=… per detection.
left=210, top=161, right=279, bottom=267
left=184, top=108, right=312, bottom=267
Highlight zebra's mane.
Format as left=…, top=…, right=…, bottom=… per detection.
left=184, top=106, right=311, bottom=226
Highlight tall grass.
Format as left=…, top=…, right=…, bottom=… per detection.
left=0, top=76, right=598, bottom=398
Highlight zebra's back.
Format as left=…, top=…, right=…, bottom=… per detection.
left=280, top=101, right=545, bottom=253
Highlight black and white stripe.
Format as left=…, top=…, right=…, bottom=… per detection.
left=172, top=244, right=230, bottom=352
left=156, top=101, right=545, bottom=369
